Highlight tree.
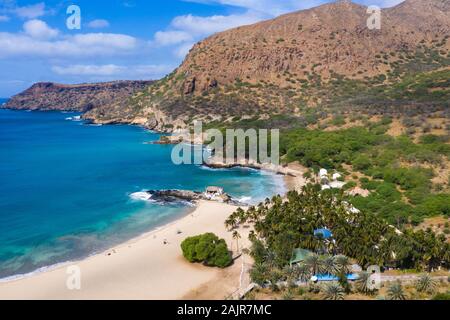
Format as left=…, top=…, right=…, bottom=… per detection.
left=387, top=281, right=407, bottom=300
left=304, top=253, right=321, bottom=275
left=296, top=263, right=313, bottom=283
left=356, top=271, right=377, bottom=295
left=335, top=255, right=352, bottom=275
left=416, top=274, right=438, bottom=294
left=181, top=233, right=232, bottom=268
left=232, top=231, right=241, bottom=254
left=319, top=255, right=338, bottom=275
left=322, top=283, right=345, bottom=300
left=250, top=263, right=269, bottom=286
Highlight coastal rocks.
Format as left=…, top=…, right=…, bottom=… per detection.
left=132, top=188, right=236, bottom=205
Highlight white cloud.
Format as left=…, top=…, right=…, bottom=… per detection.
left=0, top=32, right=139, bottom=58
left=184, top=0, right=324, bottom=17
left=23, top=19, right=58, bottom=39
left=171, top=12, right=262, bottom=36
left=15, top=2, right=46, bottom=19
left=0, top=15, right=9, bottom=22
left=153, top=10, right=264, bottom=58
left=153, top=30, right=193, bottom=46
left=174, top=42, right=195, bottom=58
left=51, top=64, right=173, bottom=78
left=87, top=19, right=110, bottom=29
left=52, top=64, right=124, bottom=76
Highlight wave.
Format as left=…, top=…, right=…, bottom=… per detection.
left=236, top=196, right=252, bottom=204
left=0, top=261, right=72, bottom=283
left=129, top=191, right=153, bottom=201
left=65, top=116, right=82, bottom=122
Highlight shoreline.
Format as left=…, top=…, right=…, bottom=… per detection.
left=0, top=201, right=248, bottom=300
left=0, top=110, right=305, bottom=299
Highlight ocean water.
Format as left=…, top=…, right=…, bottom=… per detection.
left=0, top=109, right=285, bottom=280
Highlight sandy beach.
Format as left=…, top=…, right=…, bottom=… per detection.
left=0, top=163, right=305, bottom=300
left=0, top=201, right=250, bottom=300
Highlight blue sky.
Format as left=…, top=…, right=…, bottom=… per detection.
left=0, top=0, right=404, bottom=97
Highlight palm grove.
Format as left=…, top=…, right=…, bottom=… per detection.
left=225, top=186, right=449, bottom=291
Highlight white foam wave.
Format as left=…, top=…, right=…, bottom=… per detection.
left=0, top=261, right=72, bottom=283
left=237, top=196, right=252, bottom=204
left=130, top=192, right=153, bottom=201
left=65, top=116, right=82, bottom=122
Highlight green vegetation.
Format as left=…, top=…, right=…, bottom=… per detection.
left=387, top=281, right=407, bottom=300
left=415, top=274, right=438, bottom=294
left=227, top=186, right=449, bottom=273
left=322, top=283, right=345, bottom=300
left=432, top=291, right=450, bottom=300
left=281, top=125, right=450, bottom=225
left=181, top=233, right=232, bottom=268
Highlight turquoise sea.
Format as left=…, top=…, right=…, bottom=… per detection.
left=0, top=108, right=285, bottom=280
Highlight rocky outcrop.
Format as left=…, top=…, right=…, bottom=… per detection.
left=3, top=81, right=153, bottom=112
left=143, top=189, right=234, bottom=204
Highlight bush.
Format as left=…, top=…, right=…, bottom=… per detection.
left=432, top=292, right=450, bottom=300
left=181, top=233, right=232, bottom=268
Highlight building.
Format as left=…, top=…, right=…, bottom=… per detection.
left=289, top=248, right=313, bottom=266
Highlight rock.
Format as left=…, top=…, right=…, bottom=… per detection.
left=183, top=77, right=196, bottom=95
left=4, top=81, right=153, bottom=112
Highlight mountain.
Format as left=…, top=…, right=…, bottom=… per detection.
left=86, top=0, right=445, bottom=131
left=5, top=0, right=450, bottom=131
left=3, top=80, right=153, bottom=120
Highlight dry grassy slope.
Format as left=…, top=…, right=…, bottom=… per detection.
left=178, top=0, right=448, bottom=87
left=83, top=0, right=450, bottom=130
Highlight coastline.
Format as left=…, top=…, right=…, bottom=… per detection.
left=0, top=201, right=249, bottom=300
left=0, top=110, right=305, bottom=299
left=0, top=167, right=300, bottom=300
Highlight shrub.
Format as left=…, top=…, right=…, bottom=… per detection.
left=415, top=274, right=438, bottom=294
left=322, top=283, right=345, bottom=300
left=432, top=292, right=450, bottom=300
left=181, top=233, right=232, bottom=268
left=387, top=281, right=407, bottom=300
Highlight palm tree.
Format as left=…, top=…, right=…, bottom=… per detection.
left=322, top=283, right=345, bottom=300
left=225, top=214, right=238, bottom=231
left=296, top=263, right=313, bottom=283
left=387, top=281, right=407, bottom=300
left=304, top=253, right=321, bottom=275
left=282, top=266, right=299, bottom=288
left=416, top=274, right=438, bottom=294
left=319, top=255, right=338, bottom=276
left=250, top=263, right=269, bottom=286
left=232, top=231, right=241, bottom=254
left=356, top=271, right=377, bottom=295
left=335, top=255, right=352, bottom=275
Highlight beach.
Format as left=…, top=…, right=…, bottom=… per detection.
left=0, top=158, right=304, bottom=300
left=0, top=201, right=250, bottom=300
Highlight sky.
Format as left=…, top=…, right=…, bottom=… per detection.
left=0, top=0, right=404, bottom=97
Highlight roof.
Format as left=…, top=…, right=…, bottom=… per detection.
left=314, top=228, right=333, bottom=239
left=206, top=186, right=224, bottom=193
left=290, top=248, right=313, bottom=265
left=313, top=274, right=360, bottom=282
